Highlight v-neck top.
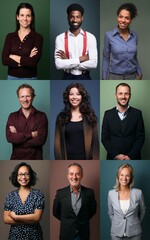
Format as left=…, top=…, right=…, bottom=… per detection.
left=4, top=188, right=45, bottom=240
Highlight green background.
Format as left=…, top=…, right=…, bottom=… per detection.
left=100, top=0, right=150, bottom=79
left=100, top=80, right=150, bottom=160
left=0, top=80, right=50, bottom=160
left=0, top=0, right=50, bottom=79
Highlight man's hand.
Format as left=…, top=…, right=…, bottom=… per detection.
left=56, top=50, right=69, bottom=59
left=79, top=54, right=89, bottom=63
left=31, top=131, right=38, bottom=138
left=115, top=154, right=130, bottom=160
left=9, top=126, right=17, bottom=133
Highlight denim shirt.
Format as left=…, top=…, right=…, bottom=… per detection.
left=102, top=27, right=142, bottom=79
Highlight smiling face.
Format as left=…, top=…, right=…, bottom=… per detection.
left=118, top=167, right=131, bottom=188
left=115, top=85, right=131, bottom=109
left=18, top=87, right=34, bottom=110
left=117, top=9, right=132, bottom=30
left=68, top=10, right=83, bottom=31
left=17, top=8, right=32, bottom=29
left=67, top=165, right=83, bottom=190
left=17, top=166, right=30, bottom=187
left=69, top=87, right=82, bottom=109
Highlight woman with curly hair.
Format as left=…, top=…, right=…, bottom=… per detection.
left=54, top=82, right=99, bottom=160
left=102, top=3, right=142, bottom=80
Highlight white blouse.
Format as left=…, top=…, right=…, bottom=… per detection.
left=119, top=199, right=130, bottom=236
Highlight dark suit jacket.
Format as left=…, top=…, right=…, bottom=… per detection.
left=53, top=185, right=97, bottom=240
left=101, top=107, right=145, bottom=160
left=54, top=116, right=99, bottom=160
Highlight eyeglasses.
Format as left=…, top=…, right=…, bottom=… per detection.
left=18, top=173, right=30, bottom=177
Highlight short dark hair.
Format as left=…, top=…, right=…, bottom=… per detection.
left=117, top=3, right=138, bottom=19
left=9, top=162, right=37, bottom=187
left=16, top=3, right=35, bottom=31
left=68, top=162, right=83, bottom=175
left=116, top=83, right=131, bottom=94
left=67, top=3, right=84, bottom=16
left=16, top=83, right=36, bottom=98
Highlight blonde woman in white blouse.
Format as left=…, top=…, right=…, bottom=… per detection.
left=108, top=164, right=145, bottom=240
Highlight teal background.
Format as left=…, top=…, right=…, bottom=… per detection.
left=100, top=81, right=150, bottom=160
left=100, top=0, right=150, bottom=79
left=0, top=0, right=50, bottom=79
left=100, top=160, right=150, bottom=239
left=0, top=80, right=50, bottom=160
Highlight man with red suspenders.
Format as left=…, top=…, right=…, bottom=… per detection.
left=54, top=3, right=98, bottom=80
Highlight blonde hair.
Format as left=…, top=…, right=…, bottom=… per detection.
left=114, top=163, right=134, bottom=191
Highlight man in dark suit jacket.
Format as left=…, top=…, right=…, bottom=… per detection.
left=101, top=83, right=145, bottom=160
left=53, top=163, right=97, bottom=240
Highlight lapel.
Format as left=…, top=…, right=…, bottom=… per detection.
left=83, top=119, right=92, bottom=159
left=115, top=188, right=135, bottom=216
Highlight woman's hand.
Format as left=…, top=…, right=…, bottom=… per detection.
left=30, top=47, right=38, bottom=57
left=9, top=54, right=21, bottom=64
left=10, top=211, right=17, bottom=221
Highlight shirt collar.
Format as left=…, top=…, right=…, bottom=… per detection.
left=112, top=27, right=135, bottom=37
left=116, top=105, right=130, bottom=114
left=19, top=106, right=36, bottom=116
left=68, top=28, right=84, bottom=37
left=70, top=186, right=81, bottom=193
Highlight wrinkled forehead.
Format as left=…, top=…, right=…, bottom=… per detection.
left=68, top=166, right=82, bottom=174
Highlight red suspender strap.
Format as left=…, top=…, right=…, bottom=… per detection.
left=64, top=31, right=87, bottom=59
left=82, top=31, right=87, bottom=56
left=64, top=31, right=69, bottom=59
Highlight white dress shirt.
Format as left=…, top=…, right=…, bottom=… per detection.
left=54, top=28, right=98, bottom=75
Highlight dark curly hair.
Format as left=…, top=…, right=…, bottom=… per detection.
left=16, top=3, right=35, bottom=31
left=117, top=3, right=138, bottom=19
left=57, top=82, right=97, bottom=127
left=9, top=162, right=37, bottom=188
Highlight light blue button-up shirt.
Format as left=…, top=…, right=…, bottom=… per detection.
left=102, top=27, right=142, bottom=79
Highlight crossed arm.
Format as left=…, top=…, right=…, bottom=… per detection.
left=4, top=209, right=43, bottom=225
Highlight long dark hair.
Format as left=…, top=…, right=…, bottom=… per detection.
left=57, top=82, right=97, bottom=127
left=16, top=3, right=35, bottom=31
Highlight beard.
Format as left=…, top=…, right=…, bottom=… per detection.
left=68, top=21, right=82, bottom=31
left=117, top=99, right=129, bottom=108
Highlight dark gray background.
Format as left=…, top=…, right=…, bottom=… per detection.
left=50, top=0, right=100, bottom=80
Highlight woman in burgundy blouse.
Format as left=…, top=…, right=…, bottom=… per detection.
left=2, top=3, right=43, bottom=80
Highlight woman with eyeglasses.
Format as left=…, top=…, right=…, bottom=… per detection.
left=3, top=162, right=45, bottom=240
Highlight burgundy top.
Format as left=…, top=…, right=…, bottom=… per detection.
left=2, top=30, right=43, bottom=78
left=6, top=107, right=48, bottom=160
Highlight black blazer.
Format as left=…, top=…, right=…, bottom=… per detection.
left=53, top=185, right=97, bottom=240
left=101, top=107, right=145, bottom=160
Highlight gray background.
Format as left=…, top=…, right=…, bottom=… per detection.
left=100, top=0, right=150, bottom=79
left=50, top=0, right=100, bottom=80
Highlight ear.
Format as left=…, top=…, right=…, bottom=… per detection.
left=16, top=15, right=19, bottom=20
